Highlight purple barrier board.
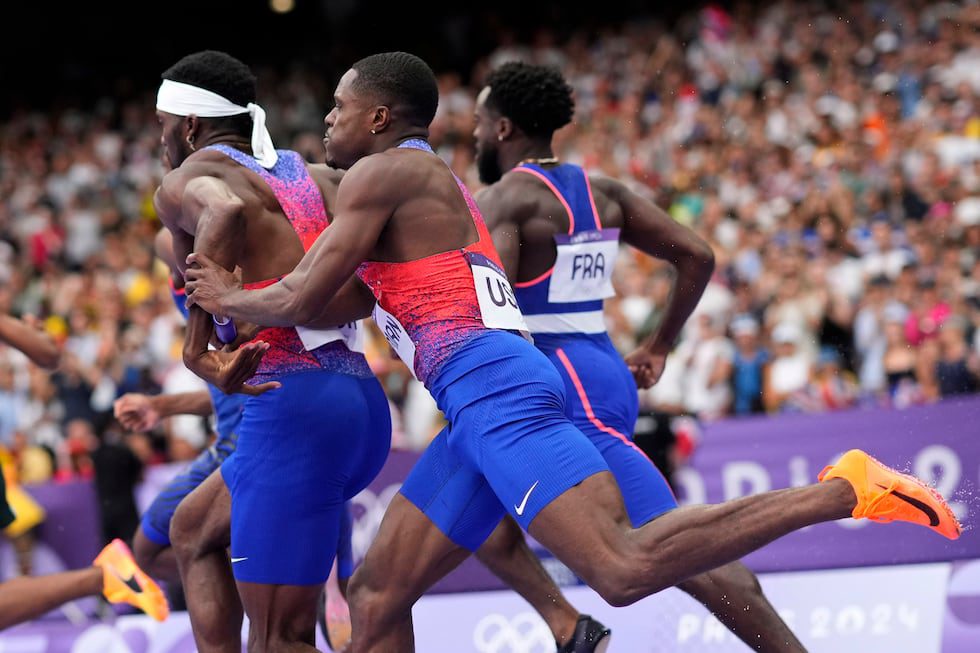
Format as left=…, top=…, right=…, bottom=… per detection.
left=20, top=479, right=101, bottom=570
left=673, top=395, right=979, bottom=572
left=9, top=396, right=978, bottom=589
left=349, top=396, right=980, bottom=590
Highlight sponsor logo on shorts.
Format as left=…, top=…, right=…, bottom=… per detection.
left=514, top=481, right=539, bottom=517
left=231, top=557, right=248, bottom=563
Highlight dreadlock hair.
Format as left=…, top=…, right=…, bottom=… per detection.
left=484, top=62, right=574, bottom=138
left=161, top=50, right=256, bottom=136
left=351, top=52, right=439, bottom=128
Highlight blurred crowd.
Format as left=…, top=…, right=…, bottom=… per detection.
left=0, top=1, right=978, bottom=538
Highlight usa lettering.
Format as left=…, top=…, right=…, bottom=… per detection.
left=571, top=252, right=606, bottom=280
left=384, top=316, right=401, bottom=345
left=485, top=278, right=518, bottom=308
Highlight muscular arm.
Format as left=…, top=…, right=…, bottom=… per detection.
left=607, top=178, right=715, bottom=354
left=150, top=391, right=214, bottom=418
left=187, top=157, right=394, bottom=328
left=475, top=185, right=522, bottom=281
left=302, top=277, right=377, bottom=328
left=161, top=175, right=243, bottom=372
left=0, top=315, right=60, bottom=369
left=156, top=174, right=275, bottom=395
left=115, top=390, right=213, bottom=432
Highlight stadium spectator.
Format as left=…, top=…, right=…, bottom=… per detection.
left=0, top=0, right=974, bottom=471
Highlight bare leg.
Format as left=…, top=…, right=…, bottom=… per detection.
left=475, top=516, right=579, bottom=645
left=238, top=582, right=322, bottom=653
left=678, top=562, right=806, bottom=652
left=348, top=495, right=471, bottom=653
left=527, top=472, right=854, bottom=607
left=171, top=470, right=242, bottom=653
left=133, top=526, right=179, bottom=582
left=0, top=567, right=102, bottom=630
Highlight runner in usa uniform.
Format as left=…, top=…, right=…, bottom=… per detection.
left=184, top=52, right=960, bottom=653
left=153, top=51, right=389, bottom=653
left=472, top=62, right=803, bottom=651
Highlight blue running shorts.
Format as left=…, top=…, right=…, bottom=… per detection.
left=536, top=333, right=678, bottom=527
left=222, top=370, right=390, bottom=585
left=401, top=331, right=609, bottom=550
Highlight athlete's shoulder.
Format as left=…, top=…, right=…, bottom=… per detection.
left=475, top=170, right=544, bottom=229
left=155, top=168, right=191, bottom=224
left=306, top=163, right=345, bottom=186
left=343, top=149, right=423, bottom=193
left=306, top=163, right=344, bottom=199
left=584, top=172, right=625, bottom=200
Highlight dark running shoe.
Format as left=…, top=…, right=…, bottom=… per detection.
left=557, top=614, right=611, bottom=653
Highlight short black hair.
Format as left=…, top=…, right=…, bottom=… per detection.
left=162, top=50, right=256, bottom=105
left=485, top=62, right=574, bottom=138
left=351, top=52, right=439, bottom=128
left=161, top=50, right=256, bottom=135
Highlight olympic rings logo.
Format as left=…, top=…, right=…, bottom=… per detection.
left=350, top=483, right=402, bottom=561
left=473, top=612, right=554, bottom=653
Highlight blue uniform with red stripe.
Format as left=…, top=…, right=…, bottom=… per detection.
left=364, top=141, right=609, bottom=550
left=208, top=146, right=389, bottom=586
left=140, top=286, right=358, bottom=579
left=512, top=162, right=677, bottom=526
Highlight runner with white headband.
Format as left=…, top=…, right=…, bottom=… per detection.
left=152, top=50, right=391, bottom=653
left=156, top=77, right=278, bottom=169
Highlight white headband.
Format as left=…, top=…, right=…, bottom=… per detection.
left=156, top=79, right=278, bottom=169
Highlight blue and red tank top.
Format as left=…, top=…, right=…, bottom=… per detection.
left=203, top=144, right=368, bottom=381
left=356, top=139, right=527, bottom=387
left=510, top=162, right=620, bottom=348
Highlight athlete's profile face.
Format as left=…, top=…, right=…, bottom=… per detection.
left=324, top=69, right=375, bottom=170
left=473, top=86, right=503, bottom=184
left=157, top=110, right=189, bottom=171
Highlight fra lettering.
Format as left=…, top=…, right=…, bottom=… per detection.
left=571, top=253, right=606, bottom=280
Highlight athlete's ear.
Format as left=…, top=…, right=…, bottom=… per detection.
left=497, top=116, right=514, bottom=142
left=185, top=115, right=201, bottom=143
left=372, top=106, right=391, bottom=133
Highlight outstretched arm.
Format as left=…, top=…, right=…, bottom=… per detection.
left=185, top=157, right=393, bottom=328
left=603, top=178, right=715, bottom=387
left=155, top=174, right=277, bottom=396
left=114, top=390, right=213, bottom=432
left=0, top=315, right=60, bottom=369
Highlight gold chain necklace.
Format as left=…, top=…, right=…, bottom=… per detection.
left=519, top=157, right=559, bottom=166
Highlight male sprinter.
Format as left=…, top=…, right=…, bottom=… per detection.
left=184, top=52, right=960, bottom=652
left=471, top=62, right=803, bottom=650
left=116, top=228, right=359, bottom=652
left=0, top=316, right=167, bottom=627
left=153, top=50, right=390, bottom=653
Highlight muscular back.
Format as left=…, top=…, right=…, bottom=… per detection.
left=346, top=148, right=478, bottom=263
left=155, top=148, right=341, bottom=283
left=478, top=169, right=625, bottom=283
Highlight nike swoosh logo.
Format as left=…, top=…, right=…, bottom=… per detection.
left=514, top=481, right=539, bottom=516
left=231, top=557, right=248, bottom=563
left=876, top=483, right=940, bottom=526
left=113, top=570, right=142, bottom=593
